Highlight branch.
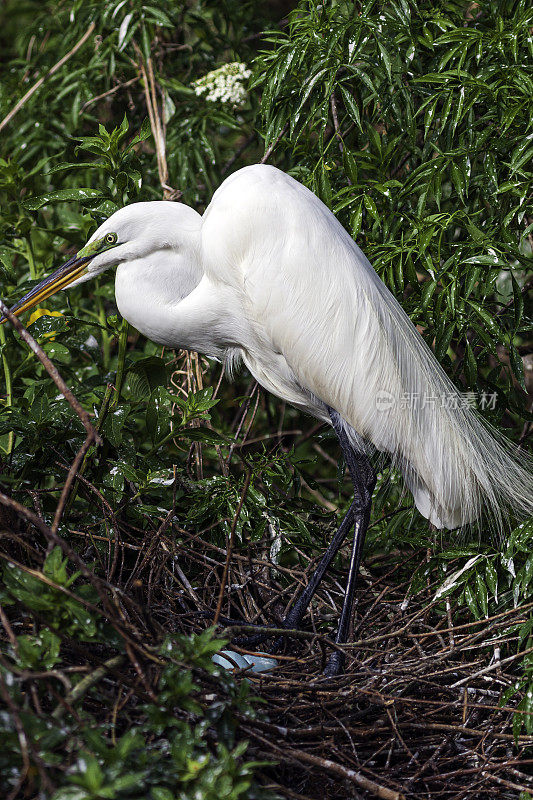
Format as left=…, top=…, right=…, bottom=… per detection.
left=244, top=726, right=405, bottom=800
left=0, top=22, right=96, bottom=134
left=213, top=470, right=251, bottom=624
left=0, top=299, right=100, bottom=443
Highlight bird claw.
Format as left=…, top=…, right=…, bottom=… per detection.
left=322, top=650, right=345, bottom=678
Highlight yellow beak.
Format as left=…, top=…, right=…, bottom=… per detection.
left=0, top=253, right=93, bottom=325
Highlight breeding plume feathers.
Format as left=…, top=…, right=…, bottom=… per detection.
left=202, top=165, right=533, bottom=531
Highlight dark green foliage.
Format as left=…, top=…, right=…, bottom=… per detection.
left=256, top=0, right=532, bottom=418
left=1, top=568, right=267, bottom=800
left=0, top=0, right=532, bottom=795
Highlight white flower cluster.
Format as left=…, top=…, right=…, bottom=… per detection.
left=192, top=62, right=252, bottom=107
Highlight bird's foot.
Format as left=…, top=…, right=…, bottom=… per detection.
left=322, top=650, right=345, bottom=678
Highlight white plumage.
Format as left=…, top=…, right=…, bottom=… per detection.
left=6, top=164, right=533, bottom=532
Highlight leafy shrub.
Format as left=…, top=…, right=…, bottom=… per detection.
left=0, top=0, right=532, bottom=794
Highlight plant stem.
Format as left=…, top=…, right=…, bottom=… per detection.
left=110, top=318, right=129, bottom=410
left=98, top=294, right=112, bottom=369
left=63, top=382, right=114, bottom=517
left=26, top=238, right=36, bottom=281
left=0, top=325, right=14, bottom=454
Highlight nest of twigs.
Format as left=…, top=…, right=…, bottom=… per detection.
left=0, top=313, right=532, bottom=799
left=2, top=485, right=533, bottom=800
left=170, top=524, right=533, bottom=800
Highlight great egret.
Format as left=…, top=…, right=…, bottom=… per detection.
left=2, top=164, right=532, bottom=675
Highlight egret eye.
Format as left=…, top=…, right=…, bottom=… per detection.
left=105, top=233, right=117, bottom=245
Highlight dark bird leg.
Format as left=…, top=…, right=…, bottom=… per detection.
left=323, top=411, right=376, bottom=675
left=233, top=409, right=375, bottom=676
left=230, top=499, right=357, bottom=647
left=281, top=409, right=375, bottom=675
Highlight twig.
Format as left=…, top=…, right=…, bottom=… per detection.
left=225, top=382, right=258, bottom=469
left=0, top=22, right=96, bottom=134
left=0, top=670, right=54, bottom=795
left=0, top=299, right=100, bottom=443
left=136, top=47, right=179, bottom=200
left=330, top=93, right=345, bottom=156
left=244, top=727, right=405, bottom=800
left=213, top=470, right=252, bottom=624
left=222, top=133, right=256, bottom=175
left=52, top=655, right=124, bottom=719
left=0, top=300, right=100, bottom=532
left=482, top=771, right=533, bottom=794
left=51, top=435, right=94, bottom=534
left=451, top=643, right=533, bottom=687
left=81, top=76, right=140, bottom=111
left=261, top=123, right=289, bottom=164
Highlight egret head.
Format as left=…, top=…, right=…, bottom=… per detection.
left=0, top=201, right=201, bottom=324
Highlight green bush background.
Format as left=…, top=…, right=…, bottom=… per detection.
left=0, top=1, right=532, bottom=797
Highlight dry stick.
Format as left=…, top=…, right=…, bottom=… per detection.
left=213, top=470, right=252, bottom=625
left=0, top=496, right=116, bottom=612
left=405, top=721, right=533, bottom=745
left=0, top=603, right=18, bottom=650
left=225, top=382, right=258, bottom=470
left=0, top=300, right=100, bottom=531
left=0, top=300, right=99, bottom=442
left=0, top=22, right=95, bottom=134
left=451, top=643, right=533, bottom=688
left=482, top=772, right=533, bottom=794
left=52, top=655, right=125, bottom=720
left=245, top=727, right=405, bottom=800
left=51, top=435, right=93, bottom=534
left=0, top=670, right=54, bottom=796
left=0, top=552, right=107, bottom=620
left=261, top=123, right=289, bottom=164
left=221, top=133, right=256, bottom=175
left=0, top=509, right=159, bottom=670
left=219, top=622, right=348, bottom=658
left=137, top=48, right=177, bottom=200
left=81, top=76, right=140, bottom=111
left=330, top=93, right=345, bottom=156
left=146, top=56, right=168, bottom=188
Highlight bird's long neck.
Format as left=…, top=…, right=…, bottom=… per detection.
left=114, top=249, right=244, bottom=357
left=114, top=248, right=200, bottom=346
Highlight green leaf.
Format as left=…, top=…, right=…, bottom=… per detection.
left=176, top=427, right=228, bottom=444
left=485, top=561, right=498, bottom=602
left=475, top=573, right=488, bottom=617
left=339, top=87, right=363, bottom=131
left=420, top=279, right=437, bottom=310
left=146, top=386, right=171, bottom=445
left=464, top=341, right=477, bottom=386
left=435, top=322, right=455, bottom=361
left=511, top=272, right=524, bottom=328
left=43, top=341, right=71, bottom=364
left=377, top=40, right=392, bottom=82
left=125, top=357, right=168, bottom=400
left=465, top=300, right=504, bottom=340
left=350, top=201, right=363, bottom=236
left=23, top=189, right=104, bottom=210
left=101, top=404, right=130, bottom=448
left=151, top=788, right=174, bottom=800
left=510, top=345, right=526, bottom=391
left=464, top=584, right=480, bottom=619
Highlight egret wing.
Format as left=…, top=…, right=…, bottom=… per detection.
left=201, top=165, right=533, bottom=530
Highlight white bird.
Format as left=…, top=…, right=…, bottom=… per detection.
left=3, top=164, right=532, bottom=674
